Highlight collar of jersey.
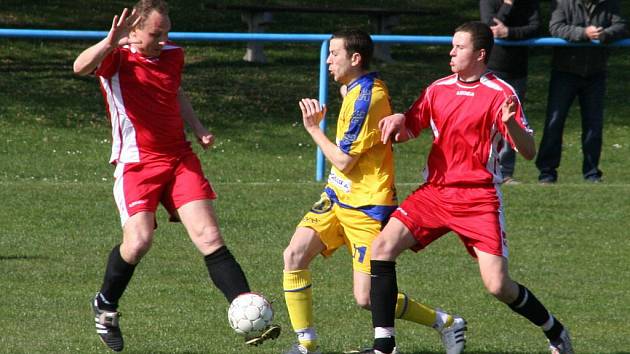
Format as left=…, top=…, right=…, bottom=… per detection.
left=346, top=72, right=379, bottom=92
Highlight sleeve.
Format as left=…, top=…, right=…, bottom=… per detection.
left=549, top=0, right=588, bottom=41
left=479, top=0, right=499, bottom=26
left=600, top=2, right=628, bottom=44
left=506, top=1, right=541, bottom=40
left=403, top=87, right=431, bottom=138
left=94, top=48, right=121, bottom=79
left=340, top=86, right=391, bottom=155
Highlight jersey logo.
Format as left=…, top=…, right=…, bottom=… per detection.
left=456, top=90, right=474, bottom=97
left=328, top=170, right=351, bottom=193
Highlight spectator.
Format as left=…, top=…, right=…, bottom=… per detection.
left=536, top=0, right=628, bottom=183
left=480, top=0, right=540, bottom=184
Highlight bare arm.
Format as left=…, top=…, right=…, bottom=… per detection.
left=178, top=88, right=214, bottom=149
left=502, top=96, right=535, bottom=160
left=73, top=8, right=140, bottom=76
left=299, top=98, right=359, bottom=173
left=379, top=113, right=412, bottom=144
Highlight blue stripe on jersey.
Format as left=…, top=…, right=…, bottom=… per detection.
left=339, top=72, right=378, bottom=154
left=324, top=187, right=396, bottom=222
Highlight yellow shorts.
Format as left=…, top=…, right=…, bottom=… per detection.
left=297, top=192, right=384, bottom=274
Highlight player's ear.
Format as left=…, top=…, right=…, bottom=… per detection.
left=477, top=48, right=487, bottom=63
left=351, top=52, right=362, bottom=67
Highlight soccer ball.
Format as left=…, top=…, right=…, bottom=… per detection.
left=227, top=293, right=274, bottom=337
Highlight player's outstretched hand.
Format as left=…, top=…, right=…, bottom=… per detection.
left=299, top=98, right=327, bottom=132
left=106, top=8, right=142, bottom=47
left=379, top=113, right=406, bottom=144
left=501, top=95, right=517, bottom=123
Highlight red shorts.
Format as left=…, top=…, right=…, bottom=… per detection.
left=392, top=183, right=508, bottom=258
left=112, top=152, right=216, bottom=226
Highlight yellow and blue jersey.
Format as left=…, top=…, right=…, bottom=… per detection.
left=324, top=72, right=397, bottom=222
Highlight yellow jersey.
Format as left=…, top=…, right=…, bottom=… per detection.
left=324, top=72, right=397, bottom=222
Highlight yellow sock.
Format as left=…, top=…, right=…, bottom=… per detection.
left=284, top=270, right=317, bottom=351
left=395, top=292, right=453, bottom=328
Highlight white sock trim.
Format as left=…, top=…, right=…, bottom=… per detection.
left=296, top=327, right=317, bottom=341
left=541, top=314, right=554, bottom=331
left=375, top=326, right=395, bottom=338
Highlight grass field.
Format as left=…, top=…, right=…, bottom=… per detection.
left=1, top=1, right=630, bottom=353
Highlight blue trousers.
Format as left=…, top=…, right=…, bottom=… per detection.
left=536, top=69, right=606, bottom=181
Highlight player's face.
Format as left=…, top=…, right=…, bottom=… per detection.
left=131, top=10, right=171, bottom=57
left=449, top=31, right=481, bottom=75
left=326, top=38, right=356, bottom=84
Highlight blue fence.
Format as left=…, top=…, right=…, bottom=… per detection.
left=2, top=29, right=629, bottom=181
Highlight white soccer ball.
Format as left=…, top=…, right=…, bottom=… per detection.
left=227, top=293, right=274, bottom=337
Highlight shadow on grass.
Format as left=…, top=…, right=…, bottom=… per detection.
left=0, top=255, right=48, bottom=260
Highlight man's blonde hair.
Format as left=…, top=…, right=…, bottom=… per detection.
left=133, top=0, right=169, bottom=29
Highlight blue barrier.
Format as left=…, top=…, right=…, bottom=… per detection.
left=2, top=29, right=628, bottom=181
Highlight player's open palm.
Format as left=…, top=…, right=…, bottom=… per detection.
left=106, top=8, right=142, bottom=47
left=299, top=98, right=326, bottom=132
left=501, top=95, right=517, bottom=123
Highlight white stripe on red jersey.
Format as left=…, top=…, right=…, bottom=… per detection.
left=405, top=72, right=532, bottom=186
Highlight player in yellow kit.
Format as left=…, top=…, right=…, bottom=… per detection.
left=281, top=29, right=467, bottom=354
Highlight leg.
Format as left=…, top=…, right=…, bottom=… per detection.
left=283, top=227, right=326, bottom=353
left=178, top=199, right=250, bottom=303
left=536, top=70, right=578, bottom=182
left=370, top=218, right=417, bottom=354
left=93, top=212, right=155, bottom=352
left=578, top=72, right=606, bottom=180
left=476, top=249, right=570, bottom=348
left=99, top=211, right=155, bottom=310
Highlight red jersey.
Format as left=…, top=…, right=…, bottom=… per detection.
left=404, top=72, right=532, bottom=186
left=96, top=43, right=191, bottom=164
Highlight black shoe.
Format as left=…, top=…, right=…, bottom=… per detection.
left=585, top=176, right=602, bottom=183
left=92, top=295, right=124, bottom=352
left=245, top=324, right=281, bottom=346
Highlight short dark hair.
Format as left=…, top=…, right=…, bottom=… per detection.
left=331, top=29, right=374, bottom=70
left=454, top=21, right=494, bottom=64
left=133, top=0, right=169, bottom=29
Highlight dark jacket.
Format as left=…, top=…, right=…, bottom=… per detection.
left=550, top=0, right=628, bottom=77
left=480, top=0, right=541, bottom=79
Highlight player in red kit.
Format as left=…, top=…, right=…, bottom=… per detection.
left=364, top=22, right=573, bottom=354
left=73, top=1, right=279, bottom=351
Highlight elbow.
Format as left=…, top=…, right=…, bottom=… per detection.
left=521, top=146, right=536, bottom=161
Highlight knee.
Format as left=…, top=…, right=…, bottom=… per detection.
left=371, top=236, right=392, bottom=260
left=484, top=278, right=515, bottom=303
left=354, top=293, right=371, bottom=310
left=283, top=245, right=308, bottom=270
left=121, top=234, right=153, bottom=263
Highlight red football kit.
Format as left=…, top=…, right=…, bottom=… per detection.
left=96, top=44, right=215, bottom=225
left=392, top=72, right=532, bottom=258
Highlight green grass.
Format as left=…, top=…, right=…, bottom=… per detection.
left=1, top=1, right=630, bottom=353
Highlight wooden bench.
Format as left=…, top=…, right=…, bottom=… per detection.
left=206, top=4, right=432, bottom=63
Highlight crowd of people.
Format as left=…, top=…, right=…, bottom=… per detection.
left=73, top=0, right=626, bottom=353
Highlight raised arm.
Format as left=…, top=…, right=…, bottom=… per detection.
left=73, top=8, right=140, bottom=76
left=299, top=98, right=359, bottom=173
left=501, top=95, right=535, bottom=160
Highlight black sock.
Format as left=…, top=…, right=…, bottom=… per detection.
left=99, top=244, right=136, bottom=311
left=508, top=283, right=564, bottom=340
left=370, top=260, right=397, bottom=354
left=204, top=246, right=250, bottom=303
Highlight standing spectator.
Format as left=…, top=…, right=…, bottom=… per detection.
left=72, top=1, right=279, bottom=351
left=536, top=0, right=627, bottom=183
left=480, top=0, right=540, bottom=184
left=364, top=22, right=573, bottom=354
